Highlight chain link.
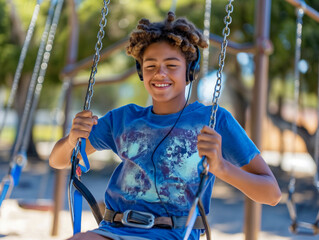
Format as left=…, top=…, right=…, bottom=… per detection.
left=291, top=7, right=304, bottom=152
left=0, top=2, right=41, bottom=136
left=84, top=0, right=110, bottom=111
left=201, top=0, right=234, bottom=172
left=74, top=1, right=110, bottom=159
left=208, top=0, right=234, bottom=130
left=170, top=0, right=178, bottom=13
left=201, top=0, right=212, bottom=78
left=287, top=4, right=304, bottom=197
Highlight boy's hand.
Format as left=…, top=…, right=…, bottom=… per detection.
left=197, top=126, right=226, bottom=174
left=68, top=110, right=98, bottom=147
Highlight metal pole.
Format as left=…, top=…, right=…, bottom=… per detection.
left=51, top=0, right=79, bottom=236
left=244, top=0, right=272, bottom=240
left=62, top=35, right=258, bottom=78
left=285, top=0, right=319, bottom=23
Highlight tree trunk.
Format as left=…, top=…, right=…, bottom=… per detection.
left=6, top=0, right=25, bottom=44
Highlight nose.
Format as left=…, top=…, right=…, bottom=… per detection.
left=154, top=65, right=166, bottom=79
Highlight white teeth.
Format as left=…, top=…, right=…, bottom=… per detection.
left=154, top=83, right=170, bottom=87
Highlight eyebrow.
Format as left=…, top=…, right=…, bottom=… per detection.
left=143, top=57, right=182, bottom=62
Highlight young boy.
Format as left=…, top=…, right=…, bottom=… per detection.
left=49, top=12, right=281, bottom=240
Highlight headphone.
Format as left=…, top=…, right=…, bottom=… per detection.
left=135, top=46, right=201, bottom=82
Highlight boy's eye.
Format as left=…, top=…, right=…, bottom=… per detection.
left=145, top=65, right=155, bottom=70
left=167, top=64, right=177, bottom=69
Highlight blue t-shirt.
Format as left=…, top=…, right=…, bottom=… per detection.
left=89, top=101, right=260, bottom=240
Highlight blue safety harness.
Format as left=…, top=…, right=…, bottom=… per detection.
left=67, top=0, right=109, bottom=234
left=68, top=139, right=103, bottom=234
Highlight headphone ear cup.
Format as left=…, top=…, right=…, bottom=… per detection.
left=187, top=46, right=201, bottom=82
left=136, top=61, right=143, bottom=81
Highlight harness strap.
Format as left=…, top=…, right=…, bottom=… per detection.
left=72, top=176, right=103, bottom=224
left=73, top=189, right=82, bottom=235
left=68, top=143, right=103, bottom=234
left=0, top=152, right=27, bottom=207
left=0, top=176, right=14, bottom=207
left=103, top=208, right=205, bottom=229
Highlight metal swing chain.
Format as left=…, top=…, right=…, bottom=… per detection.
left=184, top=2, right=234, bottom=239
left=10, top=0, right=61, bottom=167
left=169, top=0, right=178, bottom=13
left=287, top=5, right=304, bottom=224
left=203, top=0, right=234, bottom=171
left=73, top=0, right=110, bottom=166
left=0, top=0, right=58, bottom=208
left=0, top=1, right=41, bottom=136
left=21, top=0, right=64, bottom=154
left=209, top=0, right=233, bottom=130
left=201, top=0, right=212, bottom=78
left=84, top=0, right=109, bottom=111
left=286, top=3, right=319, bottom=235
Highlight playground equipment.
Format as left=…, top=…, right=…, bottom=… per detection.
left=0, top=0, right=64, bottom=208
left=53, top=1, right=275, bottom=240
left=65, top=0, right=235, bottom=238
left=285, top=0, right=319, bottom=236
left=0, top=0, right=42, bottom=136
left=68, top=0, right=110, bottom=234
left=184, top=1, right=234, bottom=239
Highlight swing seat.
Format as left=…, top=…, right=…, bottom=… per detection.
left=18, top=199, right=53, bottom=211
left=290, top=221, right=319, bottom=235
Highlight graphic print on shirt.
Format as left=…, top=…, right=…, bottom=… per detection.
left=115, top=123, right=202, bottom=210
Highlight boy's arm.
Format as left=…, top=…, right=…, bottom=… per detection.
left=197, top=126, right=282, bottom=206
left=49, top=110, right=97, bottom=169
left=215, top=154, right=281, bottom=206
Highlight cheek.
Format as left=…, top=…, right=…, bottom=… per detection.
left=143, top=79, right=151, bottom=91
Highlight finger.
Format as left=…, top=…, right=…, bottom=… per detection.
left=73, top=115, right=96, bottom=127
left=197, top=133, right=221, bottom=143
left=197, top=141, right=219, bottom=149
left=72, top=122, right=93, bottom=133
left=200, top=126, right=221, bottom=139
left=68, top=129, right=91, bottom=147
left=198, top=147, right=219, bottom=158
left=75, top=110, right=93, bottom=118
left=92, top=115, right=98, bottom=125
left=71, top=129, right=91, bottom=139
left=200, top=125, right=216, bottom=134
left=73, top=118, right=95, bottom=128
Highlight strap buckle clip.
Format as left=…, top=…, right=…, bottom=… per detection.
left=121, top=210, right=155, bottom=229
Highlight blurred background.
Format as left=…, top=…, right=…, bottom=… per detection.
left=0, top=0, right=318, bottom=239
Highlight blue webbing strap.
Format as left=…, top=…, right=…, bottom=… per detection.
left=183, top=158, right=211, bottom=240
left=79, top=138, right=90, bottom=173
left=11, top=163, right=24, bottom=186
left=0, top=176, right=13, bottom=207
left=73, top=189, right=82, bottom=235
left=0, top=152, right=27, bottom=207
left=68, top=138, right=102, bottom=234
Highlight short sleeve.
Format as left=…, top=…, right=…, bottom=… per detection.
left=88, top=111, right=117, bottom=153
left=217, top=108, right=260, bottom=167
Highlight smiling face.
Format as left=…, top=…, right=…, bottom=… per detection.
left=142, top=41, right=188, bottom=115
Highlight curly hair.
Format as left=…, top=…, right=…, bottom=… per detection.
left=126, top=12, right=208, bottom=64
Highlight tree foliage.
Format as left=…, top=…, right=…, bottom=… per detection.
left=0, top=0, right=318, bottom=107
left=270, top=0, right=319, bottom=95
